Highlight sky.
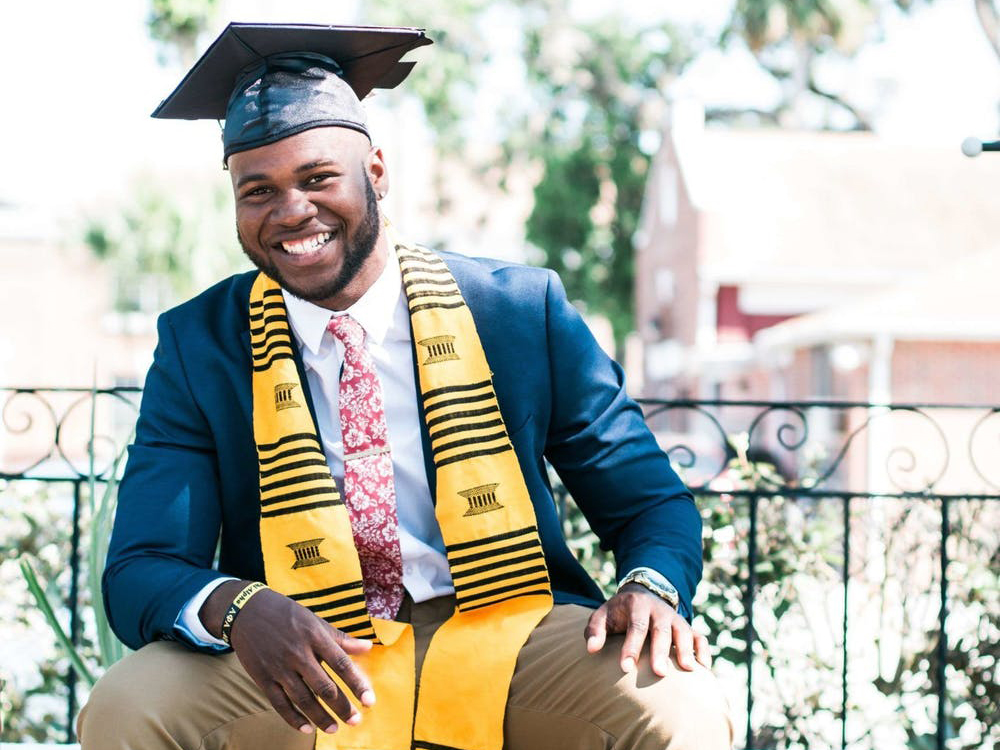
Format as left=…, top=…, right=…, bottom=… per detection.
left=1, top=0, right=998, bottom=225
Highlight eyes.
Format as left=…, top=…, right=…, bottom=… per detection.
left=239, top=172, right=340, bottom=202
left=305, top=172, right=337, bottom=186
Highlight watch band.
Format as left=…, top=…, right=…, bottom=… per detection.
left=617, top=569, right=680, bottom=609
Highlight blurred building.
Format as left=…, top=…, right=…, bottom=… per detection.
left=0, top=202, right=156, bottom=389
left=0, top=201, right=155, bottom=474
left=635, top=102, right=1000, bottom=406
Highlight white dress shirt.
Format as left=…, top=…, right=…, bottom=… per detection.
left=174, top=245, right=669, bottom=647
left=176, top=245, right=453, bottom=646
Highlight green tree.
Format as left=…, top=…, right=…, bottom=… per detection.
left=720, top=0, right=880, bottom=128
left=138, top=1, right=1000, bottom=351
left=518, top=12, right=693, bottom=348
left=367, top=0, right=694, bottom=350
left=148, top=0, right=220, bottom=65
left=83, top=177, right=244, bottom=312
left=715, top=0, right=1000, bottom=130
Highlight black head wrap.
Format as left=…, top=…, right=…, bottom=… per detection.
left=223, top=52, right=369, bottom=160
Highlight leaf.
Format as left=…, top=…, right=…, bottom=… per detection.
left=19, top=556, right=97, bottom=687
left=717, top=645, right=749, bottom=664
left=774, top=598, right=792, bottom=619
left=86, top=421, right=133, bottom=669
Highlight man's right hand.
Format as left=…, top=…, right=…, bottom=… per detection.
left=199, top=580, right=376, bottom=735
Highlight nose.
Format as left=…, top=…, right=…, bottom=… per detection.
left=273, top=188, right=318, bottom=226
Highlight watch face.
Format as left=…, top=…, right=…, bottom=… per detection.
left=619, top=571, right=679, bottom=607
left=646, top=575, right=677, bottom=604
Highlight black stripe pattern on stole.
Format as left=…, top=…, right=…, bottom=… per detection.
left=290, top=582, right=377, bottom=642
left=422, top=380, right=513, bottom=469
left=412, top=742, right=465, bottom=750
left=397, top=247, right=467, bottom=313
left=253, top=311, right=343, bottom=519
left=446, top=526, right=551, bottom=612
left=250, top=289, right=295, bottom=372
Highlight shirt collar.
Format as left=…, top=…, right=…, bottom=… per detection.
left=282, top=242, right=402, bottom=357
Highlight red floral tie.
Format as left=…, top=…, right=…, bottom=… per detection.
left=327, top=315, right=404, bottom=619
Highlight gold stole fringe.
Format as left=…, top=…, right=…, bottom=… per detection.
left=250, top=235, right=552, bottom=750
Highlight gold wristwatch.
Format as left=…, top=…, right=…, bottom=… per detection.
left=617, top=569, right=680, bottom=609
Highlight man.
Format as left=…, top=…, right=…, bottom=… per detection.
left=78, top=23, right=732, bottom=750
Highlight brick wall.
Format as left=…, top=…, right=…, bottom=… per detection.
left=892, top=340, right=1000, bottom=403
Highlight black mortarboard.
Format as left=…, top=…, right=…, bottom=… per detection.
left=152, top=23, right=432, bottom=160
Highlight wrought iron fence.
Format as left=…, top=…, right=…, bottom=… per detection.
left=1, top=386, right=141, bottom=741
left=2, top=388, right=997, bottom=749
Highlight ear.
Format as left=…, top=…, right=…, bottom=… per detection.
left=367, top=147, right=389, bottom=200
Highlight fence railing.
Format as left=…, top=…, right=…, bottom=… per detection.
left=2, top=388, right=997, bottom=749
left=1, top=387, right=141, bottom=740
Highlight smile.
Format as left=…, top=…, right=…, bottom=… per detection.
left=280, top=232, right=332, bottom=255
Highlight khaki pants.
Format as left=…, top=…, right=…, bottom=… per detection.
left=78, top=598, right=733, bottom=750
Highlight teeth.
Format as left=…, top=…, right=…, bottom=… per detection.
left=282, top=232, right=331, bottom=254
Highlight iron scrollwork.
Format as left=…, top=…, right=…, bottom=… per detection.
left=1, top=387, right=140, bottom=481
left=638, top=398, right=997, bottom=499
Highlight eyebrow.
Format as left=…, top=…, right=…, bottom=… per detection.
left=235, top=173, right=269, bottom=189
left=296, top=159, right=340, bottom=173
left=235, top=159, right=342, bottom=189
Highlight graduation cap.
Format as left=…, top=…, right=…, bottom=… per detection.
left=153, top=23, right=433, bottom=160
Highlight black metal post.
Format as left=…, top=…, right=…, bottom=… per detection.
left=745, top=493, right=759, bottom=750
left=936, top=496, right=950, bottom=750
left=841, top=496, right=851, bottom=750
left=67, top=479, right=83, bottom=741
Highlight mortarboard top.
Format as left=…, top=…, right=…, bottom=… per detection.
left=152, top=23, right=433, bottom=120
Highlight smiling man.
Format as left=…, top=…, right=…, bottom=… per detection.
left=77, top=23, right=732, bottom=750
left=233, top=128, right=385, bottom=308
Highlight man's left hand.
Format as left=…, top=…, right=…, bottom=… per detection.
left=584, top=583, right=711, bottom=677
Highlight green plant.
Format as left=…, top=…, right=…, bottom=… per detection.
left=558, top=434, right=999, bottom=749
left=0, top=480, right=69, bottom=742
left=18, top=389, right=130, bottom=689
left=18, top=467, right=126, bottom=686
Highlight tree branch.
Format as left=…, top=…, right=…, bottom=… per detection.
left=975, top=0, right=1000, bottom=62
left=705, top=106, right=783, bottom=126
left=806, top=77, right=873, bottom=131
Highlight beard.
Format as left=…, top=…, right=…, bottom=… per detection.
left=237, top=173, right=381, bottom=304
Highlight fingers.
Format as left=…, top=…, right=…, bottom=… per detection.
left=230, top=591, right=376, bottom=733
left=648, top=613, right=673, bottom=677
left=319, top=632, right=376, bottom=708
left=590, top=586, right=714, bottom=677
left=285, top=672, right=346, bottom=734
left=264, top=631, right=374, bottom=733
left=618, top=600, right=651, bottom=673
left=338, top=633, right=375, bottom=657
left=299, top=662, right=359, bottom=731
left=584, top=605, right=609, bottom=653
left=261, top=680, right=316, bottom=735
left=693, top=630, right=712, bottom=668
left=671, top=617, right=696, bottom=671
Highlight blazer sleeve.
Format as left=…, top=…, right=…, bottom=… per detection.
left=103, top=313, right=230, bottom=650
left=540, top=271, right=703, bottom=618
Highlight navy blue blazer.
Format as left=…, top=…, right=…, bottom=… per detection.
left=104, top=252, right=701, bottom=650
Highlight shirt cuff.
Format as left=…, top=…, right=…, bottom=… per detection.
left=172, top=576, right=238, bottom=650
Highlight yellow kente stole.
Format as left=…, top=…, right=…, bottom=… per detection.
left=249, top=236, right=553, bottom=750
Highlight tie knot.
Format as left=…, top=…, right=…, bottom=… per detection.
left=327, top=314, right=365, bottom=349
